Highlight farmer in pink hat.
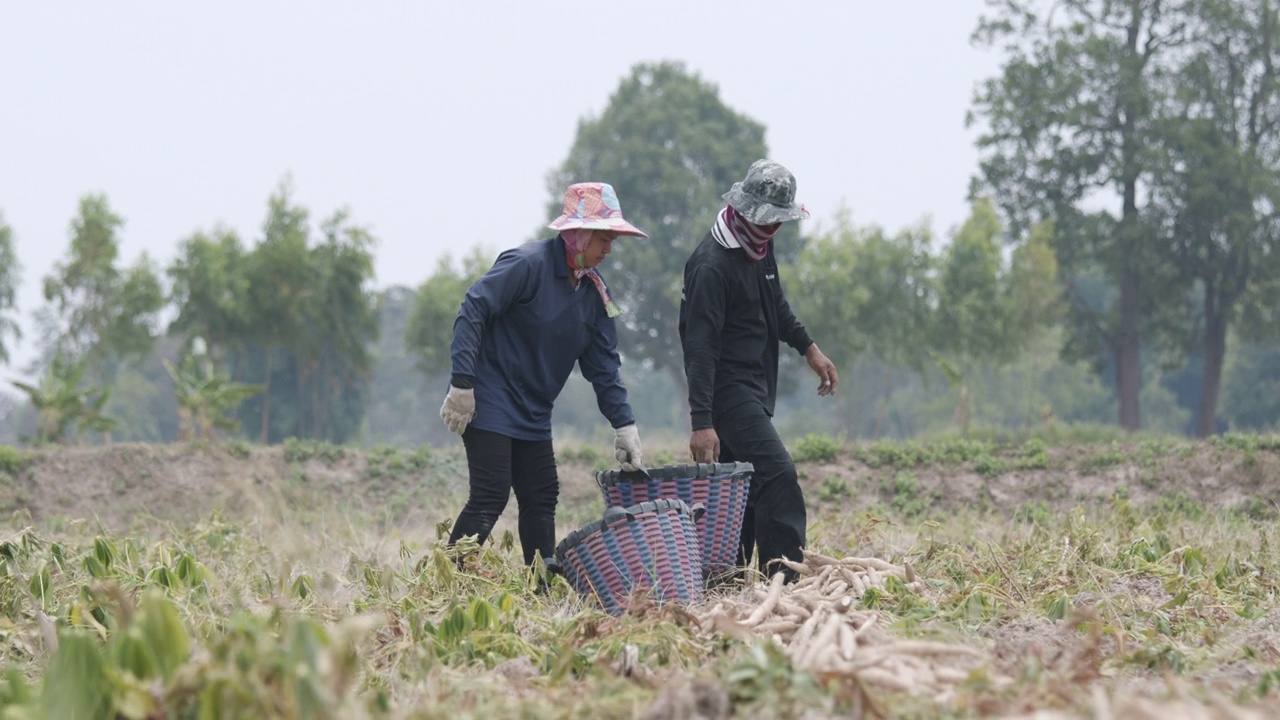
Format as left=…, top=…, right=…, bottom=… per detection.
left=440, top=182, right=648, bottom=568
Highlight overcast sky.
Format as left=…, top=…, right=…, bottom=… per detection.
left=1, top=1, right=1002, bottom=379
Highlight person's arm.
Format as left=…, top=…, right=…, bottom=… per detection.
left=440, top=250, right=536, bottom=434
left=681, top=264, right=728, bottom=431
left=578, top=311, right=635, bottom=430
left=579, top=309, right=641, bottom=470
left=448, top=250, right=534, bottom=383
left=772, top=253, right=838, bottom=395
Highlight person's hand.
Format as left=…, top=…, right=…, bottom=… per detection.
left=614, top=424, right=643, bottom=471
left=805, top=344, right=839, bottom=397
left=690, top=428, right=720, bottom=463
left=439, top=385, right=476, bottom=435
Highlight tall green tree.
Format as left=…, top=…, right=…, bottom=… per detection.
left=299, top=210, right=379, bottom=440
left=0, top=212, right=19, bottom=365
left=788, top=210, right=937, bottom=437
left=934, top=200, right=1010, bottom=434
left=933, top=200, right=1062, bottom=434
left=230, top=185, right=380, bottom=444
left=166, top=226, right=250, bottom=364
left=38, top=195, right=164, bottom=375
left=549, top=61, right=772, bottom=398
left=1151, top=0, right=1280, bottom=437
left=971, top=0, right=1193, bottom=430
left=405, top=248, right=492, bottom=377
left=242, top=182, right=313, bottom=443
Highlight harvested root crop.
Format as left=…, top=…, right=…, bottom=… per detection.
left=694, top=550, right=997, bottom=703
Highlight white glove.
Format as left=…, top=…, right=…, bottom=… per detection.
left=440, top=386, right=476, bottom=435
left=614, top=424, right=643, bottom=471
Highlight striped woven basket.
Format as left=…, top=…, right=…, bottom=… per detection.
left=552, top=498, right=704, bottom=616
left=596, top=463, right=753, bottom=581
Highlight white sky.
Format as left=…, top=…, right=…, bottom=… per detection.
left=0, top=1, right=1001, bottom=379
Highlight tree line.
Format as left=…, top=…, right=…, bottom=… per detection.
left=2, top=0, right=1280, bottom=445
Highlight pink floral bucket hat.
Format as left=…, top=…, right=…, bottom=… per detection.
left=548, top=182, right=648, bottom=238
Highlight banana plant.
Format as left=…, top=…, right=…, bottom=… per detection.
left=9, top=354, right=117, bottom=445
left=162, top=355, right=263, bottom=441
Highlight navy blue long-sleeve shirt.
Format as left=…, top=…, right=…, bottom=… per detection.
left=679, top=233, right=814, bottom=431
left=448, top=236, right=635, bottom=441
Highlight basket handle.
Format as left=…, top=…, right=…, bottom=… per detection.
left=544, top=556, right=564, bottom=576
left=594, top=465, right=653, bottom=489
left=620, top=466, right=653, bottom=481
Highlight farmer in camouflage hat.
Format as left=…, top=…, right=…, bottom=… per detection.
left=678, top=159, right=840, bottom=583
left=440, top=182, right=648, bottom=569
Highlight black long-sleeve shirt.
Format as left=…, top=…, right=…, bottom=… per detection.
left=679, top=232, right=814, bottom=431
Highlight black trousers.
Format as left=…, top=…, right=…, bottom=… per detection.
left=448, top=427, right=559, bottom=565
left=716, top=400, right=808, bottom=581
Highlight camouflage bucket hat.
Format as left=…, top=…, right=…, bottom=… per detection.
left=722, top=159, right=809, bottom=225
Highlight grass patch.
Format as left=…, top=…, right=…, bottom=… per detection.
left=792, top=433, right=842, bottom=463
left=0, top=445, right=30, bottom=475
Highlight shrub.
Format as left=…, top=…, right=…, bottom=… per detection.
left=0, top=446, right=29, bottom=475
left=793, top=433, right=842, bottom=463
left=283, top=438, right=345, bottom=464
left=817, top=476, right=852, bottom=503
left=558, top=445, right=610, bottom=471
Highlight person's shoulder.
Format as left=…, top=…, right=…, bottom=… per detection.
left=687, top=234, right=735, bottom=269
left=511, top=236, right=557, bottom=256
left=498, top=237, right=556, bottom=266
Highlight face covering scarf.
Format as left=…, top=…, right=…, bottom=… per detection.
left=712, top=205, right=781, bottom=261
left=561, top=228, right=622, bottom=318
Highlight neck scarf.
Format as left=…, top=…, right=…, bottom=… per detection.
left=561, top=229, right=622, bottom=318
left=713, top=205, right=780, bottom=261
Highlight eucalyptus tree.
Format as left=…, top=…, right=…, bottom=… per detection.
left=971, top=0, right=1194, bottom=430
left=38, top=195, right=164, bottom=376
left=300, top=210, right=379, bottom=441
left=166, top=226, right=250, bottom=364
left=242, top=183, right=313, bottom=442
left=0, top=213, right=19, bottom=365
left=549, top=61, right=772, bottom=396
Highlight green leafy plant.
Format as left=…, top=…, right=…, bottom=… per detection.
left=163, top=354, right=264, bottom=441
left=10, top=354, right=117, bottom=444
left=0, top=445, right=28, bottom=474
left=793, top=433, right=842, bottom=463
left=818, top=476, right=852, bottom=503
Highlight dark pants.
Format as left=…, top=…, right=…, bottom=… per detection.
left=448, top=427, right=559, bottom=565
left=716, top=401, right=807, bottom=582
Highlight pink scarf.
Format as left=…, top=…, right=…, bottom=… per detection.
left=561, top=229, right=621, bottom=318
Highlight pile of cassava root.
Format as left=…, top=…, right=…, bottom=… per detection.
left=694, top=550, right=998, bottom=701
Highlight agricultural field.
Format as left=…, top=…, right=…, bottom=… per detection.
left=2, top=432, right=1280, bottom=719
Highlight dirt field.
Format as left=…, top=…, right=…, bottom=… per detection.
left=3, top=436, right=1280, bottom=719
left=4, top=437, right=1275, bottom=531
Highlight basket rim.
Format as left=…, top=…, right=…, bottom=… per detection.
left=595, top=461, right=753, bottom=488
left=555, top=497, right=699, bottom=558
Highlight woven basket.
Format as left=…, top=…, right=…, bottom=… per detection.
left=596, top=462, right=753, bottom=579
left=552, top=498, right=704, bottom=616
